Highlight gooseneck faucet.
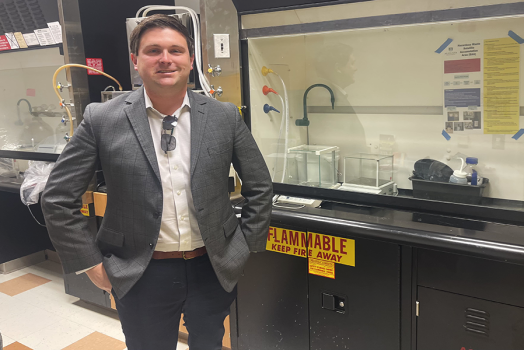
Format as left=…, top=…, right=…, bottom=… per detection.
left=16, top=99, right=33, bottom=126
left=296, top=84, right=335, bottom=144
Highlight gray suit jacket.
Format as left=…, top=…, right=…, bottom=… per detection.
left=42, top=88, right=272, bottom=299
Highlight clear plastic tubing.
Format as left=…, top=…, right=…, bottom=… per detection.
left=271, top=94, right=286, bottom=181
left=273, top=73, right=289, bottom=183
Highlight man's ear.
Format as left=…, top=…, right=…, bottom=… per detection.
left=131, top=53, right=138, bottom=71
left=190, top=54, right=195, bottom=70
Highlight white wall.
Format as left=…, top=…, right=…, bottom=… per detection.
left=249, top=10, right=524, bottom=201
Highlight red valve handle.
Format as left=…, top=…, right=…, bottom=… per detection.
left=262, top=85, right=278, bottom=95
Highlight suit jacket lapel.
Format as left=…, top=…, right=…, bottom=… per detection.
left=124, top=87, right=161, bottom=184
left=188, top=90, right=208, bottom=177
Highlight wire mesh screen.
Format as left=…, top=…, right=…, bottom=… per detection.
left=0, top=0, right=47, bottom=33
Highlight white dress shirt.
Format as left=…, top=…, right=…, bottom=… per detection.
left=144, top=89, right=204, bottom=252
left=76, top=89, right=204, bottom=274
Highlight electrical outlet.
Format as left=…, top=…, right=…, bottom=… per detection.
left=493, top=134, right=505, bottom=150
left=214, top=34, right=230, bottom=58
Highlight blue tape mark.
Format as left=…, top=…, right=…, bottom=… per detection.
left=442, top=130, right=451, bottom=141
left=512, top=129, right=524, bottom=140
left=435, top=38, right=453, bottom=54
left=509, top=30, right=524, bottom=44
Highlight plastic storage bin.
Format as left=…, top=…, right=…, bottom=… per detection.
left=286, top=145, right=339, bottom=188
left=410, top=177, right=488, bottom=204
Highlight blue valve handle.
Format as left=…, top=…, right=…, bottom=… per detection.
left=263, top=104, right=280, bottom=113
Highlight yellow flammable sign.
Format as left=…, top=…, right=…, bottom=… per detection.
left=308, top=258, right=335, bottom=279
left=266, top=227, right=355, bottom=267
left=81, top=204, right=90, bottom=216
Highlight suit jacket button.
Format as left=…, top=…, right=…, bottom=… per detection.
left=149, top=243, right=154, bottom=248
left=153, top=212, right=160, bottom=219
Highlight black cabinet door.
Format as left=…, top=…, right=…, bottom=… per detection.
left=417, top=287, right=524, bottom=350
left=309, top=236, right=400, bottom=350
left=0, top=191, right=54, bottom=263
left=236, top=250, right=309, bottom=350
left=418, top=249, right=524, bottom=308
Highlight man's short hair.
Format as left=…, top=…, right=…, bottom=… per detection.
left=129, top=14, right=194, bottom=56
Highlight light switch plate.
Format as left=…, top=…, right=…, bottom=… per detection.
left=214, top=34, right=230, bottom=58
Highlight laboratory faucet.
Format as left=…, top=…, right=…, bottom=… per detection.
left=296, top=84, right=335, bottom=145
left=16, top=99, right=33, bottom=126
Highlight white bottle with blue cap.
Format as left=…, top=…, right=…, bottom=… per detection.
left=449, top=157, right=468, bottom=184
left=465, top=157, right=483, bottom=185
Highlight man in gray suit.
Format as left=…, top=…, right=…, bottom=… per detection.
left=42, top=14, right=272, bottom=350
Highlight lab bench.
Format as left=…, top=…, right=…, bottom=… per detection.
left=232, top=200, right=524, bottom=350
left=3, top=176, right=524, bottom=349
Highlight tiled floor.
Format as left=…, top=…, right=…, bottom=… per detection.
left=0, top=260, right=189, bottom=350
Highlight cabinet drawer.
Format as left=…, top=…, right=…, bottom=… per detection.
left=418, top=249, right=524, bottom=307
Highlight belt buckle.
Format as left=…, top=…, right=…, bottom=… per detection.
left=182, top=251, right=193, bottom=260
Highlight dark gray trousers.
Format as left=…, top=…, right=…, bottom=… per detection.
left=112, top=253, right=236, bottom=350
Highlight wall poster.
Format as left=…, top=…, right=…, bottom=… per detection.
left=443, top=37, right=520, bottom=135
left=443, top=41, right=484, bottom=135
left=483, top=37, right=520, bottom=134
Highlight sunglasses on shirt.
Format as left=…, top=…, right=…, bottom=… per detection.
left=161, top=115, right=178, bottom=153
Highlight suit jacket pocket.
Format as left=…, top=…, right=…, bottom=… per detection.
left=97, top=227, right=125, bottom=247
left=208, top=139, right=232, bottom=155
left=223, top=213, right=239, bottom=238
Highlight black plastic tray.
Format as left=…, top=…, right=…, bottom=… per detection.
left=410, top=177, right=488, bottom=205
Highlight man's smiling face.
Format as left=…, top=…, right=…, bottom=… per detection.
left=131, top=27, right=194, bottom=92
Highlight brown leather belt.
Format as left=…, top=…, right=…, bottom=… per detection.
left=152, top=246, right=207, bottom=260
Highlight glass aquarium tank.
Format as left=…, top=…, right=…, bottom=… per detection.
left=286, top=145, right=339, bottom=188
left=341, top=154, right=394, bottom=195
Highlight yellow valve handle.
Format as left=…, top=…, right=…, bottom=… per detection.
left=261, top=66, right=274, bottom=76
left=207, top=67, right=214, bottom=73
